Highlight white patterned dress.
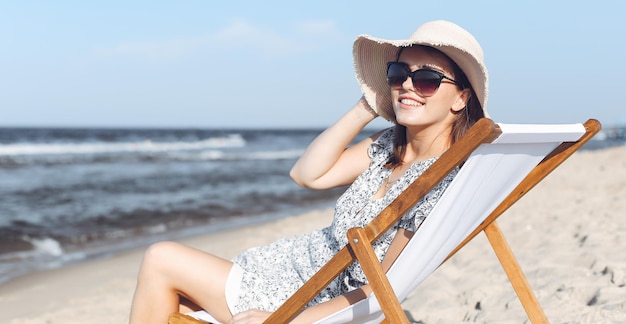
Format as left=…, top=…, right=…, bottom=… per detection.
left=230, top=127, right=458, bottom=313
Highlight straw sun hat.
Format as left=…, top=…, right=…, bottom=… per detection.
left=353, top=20, right=489, bottom=122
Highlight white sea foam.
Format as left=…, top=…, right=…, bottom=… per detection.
left=245, top=149, right=304, bottom=160
left=23, top=236, right=64, bottom=257
left=0, top=134, right=246, bottom=156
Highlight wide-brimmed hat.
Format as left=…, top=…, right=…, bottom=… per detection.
left=353, top=20, right=488, bottom=122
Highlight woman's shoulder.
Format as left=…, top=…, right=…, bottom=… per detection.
left=369, top=127, right=395, bottom=146
left=368, top=126, right=395, bottom=160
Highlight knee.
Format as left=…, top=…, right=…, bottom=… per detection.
left=141, top=241, right=184, bottom=270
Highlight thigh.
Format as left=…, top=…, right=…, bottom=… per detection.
left=148, top=241, right=234, bottom=321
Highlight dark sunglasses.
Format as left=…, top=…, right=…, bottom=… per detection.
left=386, top=62, right=457, bottom=96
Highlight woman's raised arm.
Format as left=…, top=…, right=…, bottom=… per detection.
left=290, top=97, right=380, bottom=190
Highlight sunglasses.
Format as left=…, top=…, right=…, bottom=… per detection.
left=386, top=62, right=457, bottom=97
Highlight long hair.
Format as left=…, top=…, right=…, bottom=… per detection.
left=386, top=46, right=484, bottom=168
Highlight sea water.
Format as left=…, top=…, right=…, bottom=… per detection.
left=0, top=127, right=361, bottom=284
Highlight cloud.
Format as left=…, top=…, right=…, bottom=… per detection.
left=211, top=18, right=341, bottom=56
left=212, top=19, right=301, bottom=55
left=295, top=20, right=337, bottom=36
left=111, top=38, right=199, bottom=61
left=91, top=36, right=205, bottom=62
left=92, top=18, right=341, bottom=62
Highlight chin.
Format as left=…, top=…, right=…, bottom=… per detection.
left=395, top=114, right=423, bottom=127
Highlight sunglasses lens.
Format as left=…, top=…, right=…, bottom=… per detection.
left=387, top=63, right=445, bottom=96
left=386, top=63, right=409, bottom=88
left=412, top=70, right=442, bottom=96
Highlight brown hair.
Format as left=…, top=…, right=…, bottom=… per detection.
left=386, top=46, right=484, bottom=168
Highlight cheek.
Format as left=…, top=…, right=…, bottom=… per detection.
left=433, top=88, right=463, bottom=111
left=390, top=90, right=399, bottom=102
left=390, top=91, right=400, bottom=110
left=426, top=96, right=453, bottom=113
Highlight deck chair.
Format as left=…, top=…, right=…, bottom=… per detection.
left=169, top=118, right=601, bottom=324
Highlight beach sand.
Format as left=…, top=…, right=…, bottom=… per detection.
left=1, top=146, right=624, bottom=323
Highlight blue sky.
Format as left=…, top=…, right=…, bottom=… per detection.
left=1, top=1, right=624, bottom=129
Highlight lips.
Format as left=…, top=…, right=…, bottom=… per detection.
left=398, top=94, right=425, bottom=108
left=400, top=98, right=423, bottom=107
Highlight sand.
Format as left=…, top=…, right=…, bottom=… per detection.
left=1, top=146, right=624, bottom=324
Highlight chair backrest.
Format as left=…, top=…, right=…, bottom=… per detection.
left=313, top=123, right=587, bottom=324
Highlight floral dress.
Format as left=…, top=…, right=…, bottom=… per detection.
left=230, top=127, right=458, bottom=313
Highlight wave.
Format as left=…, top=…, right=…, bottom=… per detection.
left=0, top=146, right=304, bottom=168
left=195, top=149, right=304, bottom=161
left=0, top=134, right=246, bottom=156
left=0, top=235, right=88, bottom=285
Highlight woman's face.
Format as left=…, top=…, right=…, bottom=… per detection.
left=391, top=46, right=468, bottom=130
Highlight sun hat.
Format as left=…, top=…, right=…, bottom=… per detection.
left=353, top=20, right=489, bottom=122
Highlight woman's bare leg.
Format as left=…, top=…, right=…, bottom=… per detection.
left=129, top=241, right=233, bottom=323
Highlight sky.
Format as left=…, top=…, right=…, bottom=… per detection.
left=1, top=0, right=624, bottom=129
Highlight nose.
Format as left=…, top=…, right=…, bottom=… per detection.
left=401, top=76, right=415, bottom=91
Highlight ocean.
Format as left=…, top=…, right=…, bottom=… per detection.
left=0, top=125, right=623, bottom=285
left=0, top=127, right=363, bottom=285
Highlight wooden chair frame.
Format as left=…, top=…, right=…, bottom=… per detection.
left=170, top=118, right=601, bottom=324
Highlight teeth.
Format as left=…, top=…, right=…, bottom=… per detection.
left=400, top=98, right=422, bottom=106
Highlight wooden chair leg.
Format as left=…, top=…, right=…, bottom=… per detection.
left=484, top=221, right=548, bottom=324
left=347, top=228, right=409, bottom=324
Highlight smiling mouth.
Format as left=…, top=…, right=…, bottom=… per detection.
left=400, top=98, right=423, bottom=107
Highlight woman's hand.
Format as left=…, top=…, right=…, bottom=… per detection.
left=228, top=309, right=271, bottom=324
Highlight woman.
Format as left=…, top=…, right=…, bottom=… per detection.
left=130, top=20, right=488, bottom=323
